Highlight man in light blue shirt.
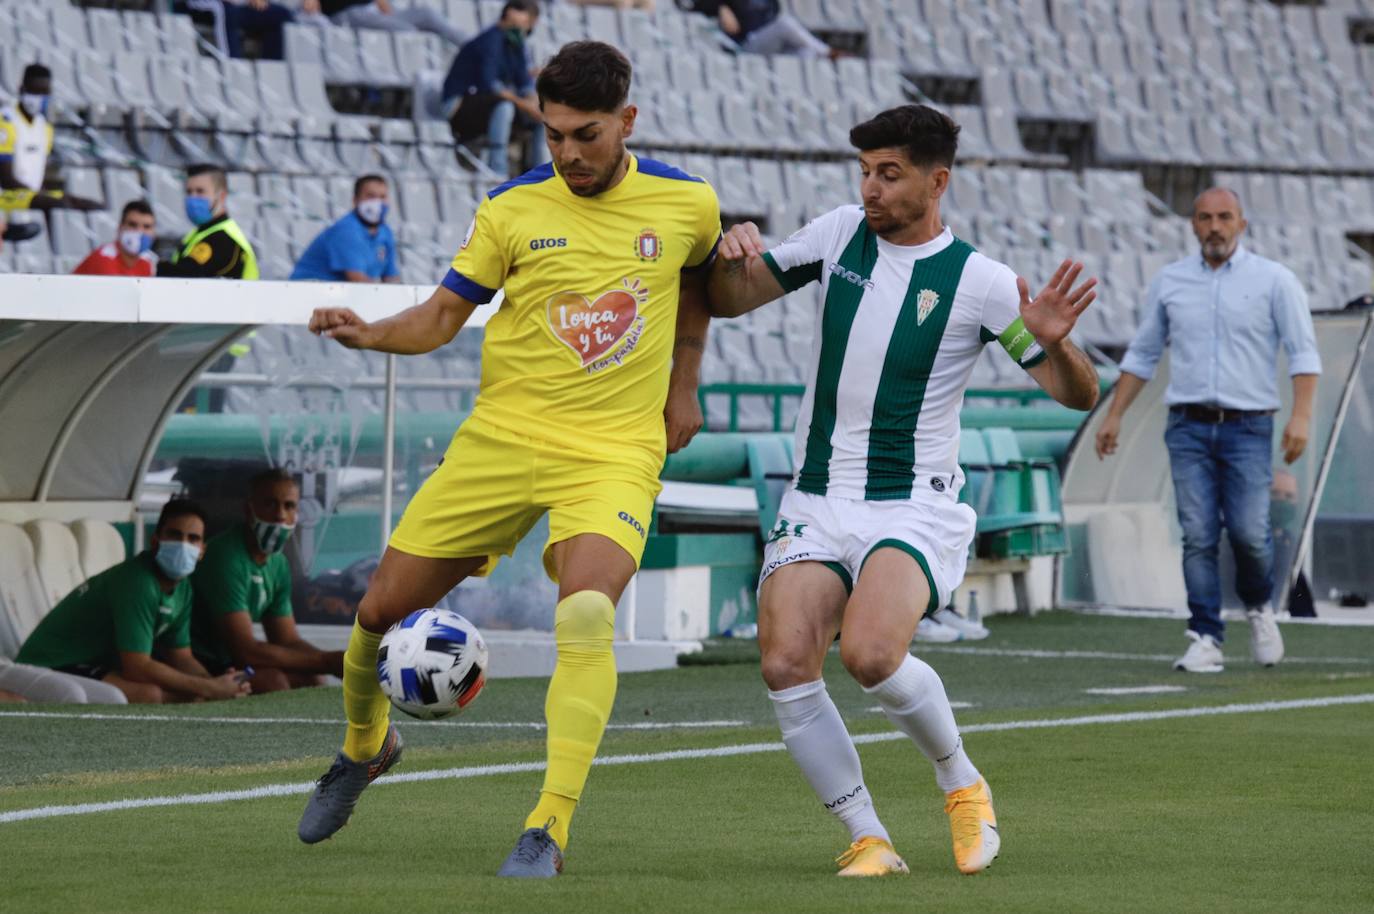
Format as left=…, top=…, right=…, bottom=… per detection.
left=1096, top=187, right=1321, bottom=673
left=291, top=175, right=401, bottom=283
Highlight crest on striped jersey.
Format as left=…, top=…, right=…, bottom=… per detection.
left=916, top=288, right=940, bottom=325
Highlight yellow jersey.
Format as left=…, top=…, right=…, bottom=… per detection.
left=445, top=154, right=721, bottom=472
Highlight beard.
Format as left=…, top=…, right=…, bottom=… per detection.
left=863, top=196, right=927, bottom=237
left=562, top=147, right=626, bottom=198
left=1202, top=235, right=1235, bottom=261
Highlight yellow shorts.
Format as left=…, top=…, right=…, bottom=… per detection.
left=388, top=416, right=662, bottom=581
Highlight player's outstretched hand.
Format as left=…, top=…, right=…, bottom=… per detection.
left=309, top=307, right=376, bottom=350
left=211, top=669, right=252, bottom=700
left=1018, top=259, right=1097, bottom=348
left=718, top=221, right=767, bottom=269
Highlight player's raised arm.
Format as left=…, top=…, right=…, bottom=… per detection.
left=707, top=221, right=786, bottom=318
left=1019, top=260, right=1100, bottom=411
left=308, top=283, right=479, bottom=355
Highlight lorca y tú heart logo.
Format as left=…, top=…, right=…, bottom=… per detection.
left=547, top=278, right=650, bottom=367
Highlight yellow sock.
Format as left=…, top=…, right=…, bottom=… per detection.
left=341, top=618, right=391, bottom=761
left=523, top=590, right=617, bottom=851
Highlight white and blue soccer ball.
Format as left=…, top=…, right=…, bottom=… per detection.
left=377, top=609, right=489, bottom=720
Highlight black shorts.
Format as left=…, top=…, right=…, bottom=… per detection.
left=54, top=662, right=112, bottom=681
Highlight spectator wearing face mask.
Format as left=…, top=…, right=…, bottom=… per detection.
left=290, top=174, right=400, bottom=283
left=442, top=0, right=544, bottom=177
left=73, top=200, right=159, bottom=277
left=191, top=469, right=346, bottom=694
left=13, top=500, right=251, bottom=704
left=158, top=164, right=259, bottom=279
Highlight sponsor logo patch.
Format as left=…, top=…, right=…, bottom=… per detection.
left=618, top=510, right=646, bottom=539
left=828, top=262, right=874, bottom=290
left=547, top=277, right=650, bottom=372
left=529, top=237, right=567, bottom=251
left=930, top=477, right=946, bottom=492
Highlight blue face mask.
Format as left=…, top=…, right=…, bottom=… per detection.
left=185, top=196, right=215, bottom=226
left=155, top=540, right=200, bottom=580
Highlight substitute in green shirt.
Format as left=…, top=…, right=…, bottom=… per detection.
left=191, top=469, right=344, bottom=692
left=16, top=500, right=250, bottom=704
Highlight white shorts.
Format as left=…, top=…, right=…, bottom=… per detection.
left=759, top=485, right=977, bottom=614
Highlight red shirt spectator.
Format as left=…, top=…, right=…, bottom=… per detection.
left=74, top=200, right=157, bottom=277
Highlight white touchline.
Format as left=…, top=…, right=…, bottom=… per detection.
left=921, top=645, right=1374, bottom=665
left=0, top=712, right=748, bottom=731
left=3, top=693, right=1371, bottom=826
left=1083, top=686, right=1189, bottom=696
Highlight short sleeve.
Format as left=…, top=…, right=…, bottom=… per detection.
left=980, top=263, right=1046, bottom=369
left=112, top=583, right=162, bottom=656
left=761, top=210, right=837, bottom=292
left=444, top=197, right=507, bottom=304
left=684, top=184, right=722, bottom=272
left=325, top=226, right=370, bottom=276
left=0, top=118, right=14, bottom=159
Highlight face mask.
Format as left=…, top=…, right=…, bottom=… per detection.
left=155, top=540, right=200, bottom=580
left=118, top=229, right=153, bottom=257
left=185, top=196, right=215, bottom=226
left=356, top=199, right=388, bottom=225
left=19, top=93, right=48, bottom=117
left=252, top=518, right=294, bottom=555
left=504, top=27, right=525, bottom=43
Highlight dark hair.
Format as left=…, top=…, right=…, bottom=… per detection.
left=120, top=199, right=154, bottom=222
left=21, top=63, right=51, bottom=86
left=157, top=498, right=208, bottom=534
left=249, top=467, right=299, bottom=498
left=536, top=41, right=631, bottom=113
left=353, top=173, right=387, bottom=197
left=501, top=0, right=539, bottom=17
left=849, top=104, right=960, bottom=169
left=186, top=163, right=228, bottom=193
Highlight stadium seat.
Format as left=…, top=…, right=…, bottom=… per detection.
left=0, top=523, right=52, bottom=659
left=23, top=520, right=87, bottom=612
left=70, top=519, right=126, bottom=581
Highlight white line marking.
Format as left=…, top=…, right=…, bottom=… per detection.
left=1083, top=686, right=1188, bottom=696
left=1074, top=605, right=1374, bottom=628
left=867, top=701, right=974, bottom=713
left=3, top=693, right=1371, bottom=826
left=0, top=712, right=747, bottom=731
left=921, top=645, right=1373, bottom=665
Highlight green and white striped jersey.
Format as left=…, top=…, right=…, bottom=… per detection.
left=762, top=205, right=1046, bottom=501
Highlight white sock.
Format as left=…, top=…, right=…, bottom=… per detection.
left=865, top=654, right=981, bottom=793
left=769, top=679, right=890, bottom=844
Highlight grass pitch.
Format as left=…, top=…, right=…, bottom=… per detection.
left=3, top=612, right=1373, bottom=914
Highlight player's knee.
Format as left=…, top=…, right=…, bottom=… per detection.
left=121, top=681, right=165, bottom=704
left=839, top=637, right=904, bottom=690
left=554, top=590, right=615, bottom=647
left=251, top=667, right=291, bottom=694
left=760, top=644, right=821, bottom=691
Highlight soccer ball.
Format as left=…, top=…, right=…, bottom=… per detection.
left=377, top=609, right=489, bottom=720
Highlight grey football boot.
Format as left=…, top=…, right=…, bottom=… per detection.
left=496, top=820, right=564, bottom=878
left=297, top=724, right=403, bottom=844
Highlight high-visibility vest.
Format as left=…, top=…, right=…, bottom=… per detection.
left=173, top=215, right=259, bottom=280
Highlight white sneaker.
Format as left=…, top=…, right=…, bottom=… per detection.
left=932, top=607, right=990, bottom=641
left=915, top=616, right=963, bottom=643
left=1247, top=605, right=1284, bottom=667
left=1173, top=630, right=1224, bottom=673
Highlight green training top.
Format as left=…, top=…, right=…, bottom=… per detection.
left=191, top=523, right=293, bottom=667
left=15, top=551, right=192, bottom=671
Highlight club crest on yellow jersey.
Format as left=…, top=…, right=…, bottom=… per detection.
left=547, top=277, right=650, bottom=373
left=634, top=228, right=662, bottom=262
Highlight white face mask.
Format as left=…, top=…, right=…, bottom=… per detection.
left=118, top=229, right=152, bottom=257
left=356, top=198, right=388, bottom=225
left=19, top=93, right=48, bottom=117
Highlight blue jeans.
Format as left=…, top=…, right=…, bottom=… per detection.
left=1165, top=411, right=1275, bottom=642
